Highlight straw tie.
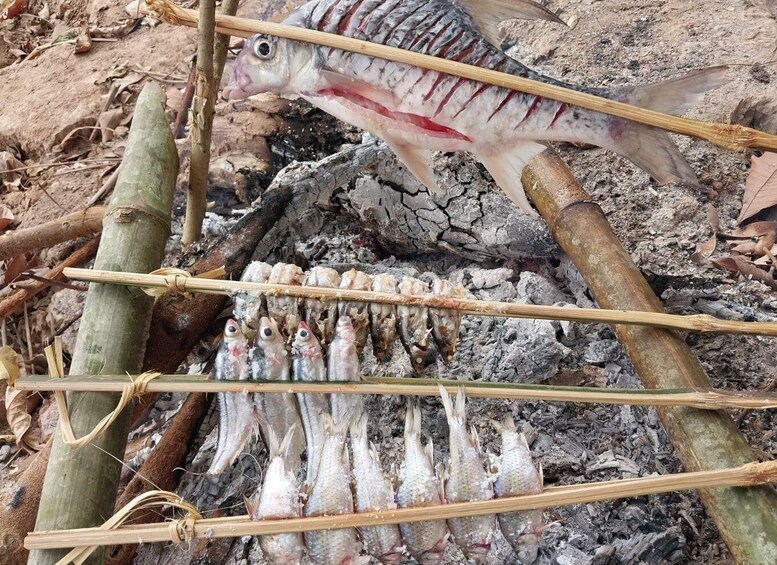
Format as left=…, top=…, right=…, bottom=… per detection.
left=143, top=266, right=227, bottom=297
left=45, top=337, right=161, bottom=448
left=54, top=490, right=202, bottom=565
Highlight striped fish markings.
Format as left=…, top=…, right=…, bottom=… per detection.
left=224, top=0, right=726, bottom=215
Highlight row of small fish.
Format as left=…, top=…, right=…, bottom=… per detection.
left=209, top=317, right=543, bottom=565
left=232, top=261, right=466, bottom=371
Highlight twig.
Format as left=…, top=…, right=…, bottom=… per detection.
left=23, top=460, right=777, bottom=550
left=143, top=0, right=777, bottom=152
left=62, top=267, right=777, bottom=337
left=0, top=207, right=106, bottom=262
left=0, top=239, right=100, bottom=320
left=12, top=373, right=777, bottom=410
left=172, top=60, right=197, bottom=139
left=181, top=0, right=217, bottom=245
left=85, top=167, right=121, bottom=207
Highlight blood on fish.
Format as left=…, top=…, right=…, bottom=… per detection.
left=517, top=95, right=543, bottom=127
left=488, top=90, right=518, bottom=122
left=435, top=53, right=489, bottom=117
left=337, top=0, right=366, bottom=34
left=318, top=87, right=472, bottom=141
left=549, top=102, right=568, bottom=128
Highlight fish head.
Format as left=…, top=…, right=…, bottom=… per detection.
left=223, top=319, right=248, bottom=357
left=257, top=316, right=284, bottom=349
left=514, top=534, right=540, bottom=565
left=223, top=34, right=313, bottom=100
left=292, top=321, right=322, bottom=360
left=334, top=315, right=357, bottom=346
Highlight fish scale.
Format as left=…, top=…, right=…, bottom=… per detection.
left=226, top=0, right=727, bottom=215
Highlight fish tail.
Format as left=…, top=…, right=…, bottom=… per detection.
left=438, top=384, right=454, bottom=419
left=278, top=424, right=297, bottom=459
left=454, top=387, right=467, bottom=420
left=602, top=66, right=728, bottom=185
left=349, top=409, right=368, bottom=440
left=501, top=414, right=517, bottom=432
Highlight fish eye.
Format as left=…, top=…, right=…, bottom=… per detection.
left=252, top=36, right=275, bottom=60
left=226, top=323, right=237, bottom=334
left=262, top=327, right=273, bottom=338
left=299, top=328, right=309, bottom=339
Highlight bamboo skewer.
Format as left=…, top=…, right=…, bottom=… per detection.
left=63, top=267, right=777, bottom=337
left=12, top=374, right=777, bottom=410
left=144, top=0, right=777, bottom=152
left=24, top=460, right=777, bottom=550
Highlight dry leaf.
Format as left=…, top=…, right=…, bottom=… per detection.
left=0, top=0, right=28, bottom=21
left=0, top=347, right=42, bottom=451
left=3, top=253, right=27, bottom=285
left=0, top=206, right=13, bottom=231
left=691, top=204, right=719, bottom=264
left=726, top=221, right=777, bottom=239
left=97, top=108, right=125, bottom=142
left=713, top=255, right=777, bottom=290
left=738, top=152, right=777, bottom=224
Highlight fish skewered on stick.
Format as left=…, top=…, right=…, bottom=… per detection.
left=327, top=315, right=363, bottom=425
left=337, top=268, right=373, bottom=353
left=223, top=0, right=726, bottom=216
left=304, top=265, right=341, bottom=346
left=398, top=277, right=431, bottom=374
left=369, top=272, right=399, bottom=361
left=233, top=261, right=272, bottom=340
left=267, top=262, right=306, bottom=339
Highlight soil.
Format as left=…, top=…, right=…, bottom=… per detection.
left=1, top=0, right=777, bottom=564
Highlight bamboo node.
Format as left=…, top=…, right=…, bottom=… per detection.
left=45, top=339, right=162, bottom=448
left=105, top=205, right=172, bottom=235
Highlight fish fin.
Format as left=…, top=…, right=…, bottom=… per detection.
left=602, top=67, right=728, bottom=185
left=384, top=138, right=442, bottom=196
left=320, top=67, right=398, bottom=108
left=455, top=0, right=567, bottom=48
left=424, top=437, right=435, bottom=466
left=501, top=414, right=517, bottom=432
left=278, top=424, right=297, bottom=459
left=470, top=424, right=481, bottom=451
left=477, top=142, right=548, bottom=216
left=435, top=462, right=448, bottom=501
left=620, top=66, right=728, bottom=115
left=438, top=384, right=455, bottom=420
left=349, top=409, right=368, bottom=440
left=517, top=432, right=531, bottom=451
left=455, top=387, right=467, bottom=420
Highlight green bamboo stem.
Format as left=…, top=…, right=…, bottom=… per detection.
left=523, top=148, right=777, bottom=565
left=12, top=374, right=777, bottom=411
left=28, top=83, right=178, bottom=565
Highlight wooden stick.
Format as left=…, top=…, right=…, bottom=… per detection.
left=522, top=148, right=777, bottom=565
left=62, top=267, right=777, bottom=337
left=28, top=83, right=179, bottom=565
left=0, top=239, right=99, bottom=320
left=12, top=374, right=777, bottom=410
left=24, top=460, right=777, bottom=550
left=144, top=0, right=777, bottom=152
left=0, top=207, right=105, bottom=262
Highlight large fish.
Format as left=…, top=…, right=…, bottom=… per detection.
left=246, top=426, right=305, bottom=565
left=209, top=319, right=258, bottom=475
left=493, top=415, right=544, bottom=564
left=251, top=316, right=306, bottom=469
left=223, top=0, right=726, bottom=215
left=439, top=386, right=495, bottom=563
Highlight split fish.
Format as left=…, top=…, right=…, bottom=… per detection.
left=493, top=415, right=544, bottom=564
left=233, top=260, right=272, bottom=340
left=224, top=0, right=727, bottom=215
left=209, top=319, right=258, bottom=474
left=337, top=268, right=372, bottom=353
left=369, top=272, right=398, bottom=361
left=397, top=276, right=430, bottom=374
left=429, top=278, right=465, bottom=363
left=304, top=265, right=342, bottom=346
left=267, top=262, right=306, bottom=339
left=247, top=426, right=305, bottom=565
left=251, top=316, right=305, bottom=469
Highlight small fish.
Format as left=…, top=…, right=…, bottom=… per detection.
left=397, top=402, right=448, bottom=565
left=267, top=263, right=306, bottom=339
left=493, top=416, right=544, bottom=565
left=439, top=386, right=494, bottom=563
left=327, top=315, right=363, bottom=425
left=350, top=411, right=404, bottom=565
left=429, top=278, right=465, bottom=363
left=397, top=277, right=430, bottom=374
left=247, top=426, right=305, bottom=565
left=233, top=261, right=272, bottom=340
left=304, top=413, right=359, bottom=565
left=292, top=321, right=331, bottom=485
left=337, top=268, right=372, bottom=353
left=369, top=273, right=398, bottom=361
left=224, top=0, right=726, bottom=216
left=304, top=265, right=341, bottom=346
left=209, top=319, right=257, bottom=475
left=251, top=316, right=305, bottom=469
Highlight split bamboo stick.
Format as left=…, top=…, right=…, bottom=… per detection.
left=28, top=83, right=179, bottom=565
left=144, top=0, right=777, bottom=152
left=62, top=267, right=777, bottom=337
left=523, top=148, right=777, bottom=565
left=24, top=460, right=777, bottom=550
left=12, top=374, right=777, bottom=410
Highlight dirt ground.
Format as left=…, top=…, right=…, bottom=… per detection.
left=1, top=0, right=777, bottom=564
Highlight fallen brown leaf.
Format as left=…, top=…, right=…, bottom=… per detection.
left=0, top=346, right=42, bottom=451
left=738, top=152, right=777, bottom=224
left=0, top=0, right=27, bottom=21
left=3, top=253, right=27, bottom=285
left=726, top=221, right=777, bottom=239
left=0, top=206, right=14, bottom=231
left=713, top=255, right=777, bottom=290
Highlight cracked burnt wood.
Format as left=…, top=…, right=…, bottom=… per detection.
left=261, top=138, right=557, bottom=262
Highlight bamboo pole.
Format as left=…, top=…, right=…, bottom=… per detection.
left=24, top=460, right=777, bottom=550
left=143, top=0, right=777, bottom=152
left=522, top=148, right=777, bottom=565
left=28, top=83, right=178, bottom=565
left=181, top=0, right=216, bottom=245
left=62, top=267, right=777, bottom=337
left=12, top=374, right=777, bottom=411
